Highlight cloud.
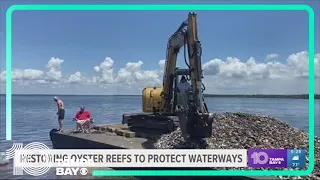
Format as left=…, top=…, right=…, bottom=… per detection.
left=0, top=50, right=319, bottom=94
left=159, top=60, right=166, bottom=69
left=115, top=61, right=162, bottom=86
left=45, top=57, right=64, bottom=82
left=0, top=69, right=45, bottom=86
left=266, top=53, right=279, bottom=60
left=68, top=71, right=83, bottom=84
left=204, top=51, right=319, bottom=80
left=287, top=51, right=320, bottom=78
left=0, top=57, right=65, bottom=86
left=0, top=71, right=5, bottom=82
left=201, top=51, right=320, bottom=94
left=92, top=57, right=115, bottom=84
left=203, top=56, right=288, bottom=80
left=12, top=69, right=44, bottom=81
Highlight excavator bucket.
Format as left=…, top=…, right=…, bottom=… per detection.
left=187, top=112, right=213, bottom=139
left=177, top=107, right=213, bottom=140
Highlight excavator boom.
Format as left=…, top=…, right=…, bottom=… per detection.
left=161, top=21, right=188, bottom=112
left=160, top=12, right=213, bottom=139
left=186, top=13, right=205, bottom=113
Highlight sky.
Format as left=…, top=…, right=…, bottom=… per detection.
left=0, top=0, right=319, bottom=95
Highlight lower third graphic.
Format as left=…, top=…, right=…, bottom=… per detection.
left=5, top=142, right=53, bottom=176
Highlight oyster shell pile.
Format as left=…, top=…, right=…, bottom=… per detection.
left=154, top=112, right=320, bottom=180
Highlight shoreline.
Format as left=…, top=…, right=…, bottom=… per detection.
left=1, top=94, right=319, bottom=99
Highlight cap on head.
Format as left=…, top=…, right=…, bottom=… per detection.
left=80, top=106, right=85, bottom=110
left=54, top=96, right=58, bottom=101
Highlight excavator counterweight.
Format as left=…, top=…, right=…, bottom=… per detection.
left=123, top=12, right=213, bottom=140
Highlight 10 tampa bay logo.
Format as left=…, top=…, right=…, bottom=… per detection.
left=248, top=149, right=287, bottom=168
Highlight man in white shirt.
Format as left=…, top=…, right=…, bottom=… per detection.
left=176, top=76, right=191, bottom=140
left=177, top=76, right=191, bottom=107
left=177, top=76, right=191, bottom=93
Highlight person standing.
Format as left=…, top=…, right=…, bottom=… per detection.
left=54, top=96, right=65, bottom=132
left=176, top=76, right=191, bottom=140
left=177, top=76, right=191, bottom=108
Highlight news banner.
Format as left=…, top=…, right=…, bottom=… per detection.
left=7, top=142, right=306, bottom=176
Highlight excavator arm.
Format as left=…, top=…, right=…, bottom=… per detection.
left=161, top=12, right=209, bottom=114
left=161, top=12, right=213, bottom=139
left=186, top=13, right=205, bottom=113
left=160, top=20, right=188, bottom=112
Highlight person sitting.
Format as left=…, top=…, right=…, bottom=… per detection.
left=73, top=106, right=93, bottom=133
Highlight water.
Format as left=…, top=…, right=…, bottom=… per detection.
left=0, top=95, right=319, bottom=179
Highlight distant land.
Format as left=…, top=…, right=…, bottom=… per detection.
left=203, top=94, right=320, bottom=99
left=0, top=94, right=319, bottom=99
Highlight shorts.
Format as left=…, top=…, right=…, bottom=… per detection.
left=58, top=109, right=65, bottom=120
left=76, top=119, right=90, bottom=126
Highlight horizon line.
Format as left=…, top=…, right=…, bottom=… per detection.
left=0, top=93, right=318, bottom=96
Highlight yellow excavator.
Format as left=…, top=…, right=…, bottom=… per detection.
left=122, top=12, right=213, bottom=140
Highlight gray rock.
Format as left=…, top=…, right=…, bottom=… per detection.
left=154, top=112, right=320, bottom=180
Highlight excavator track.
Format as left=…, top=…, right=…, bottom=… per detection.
left=122, top=113, right=180, bottom=136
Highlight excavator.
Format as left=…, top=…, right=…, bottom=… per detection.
left=122, top=12, right=213, bottom=140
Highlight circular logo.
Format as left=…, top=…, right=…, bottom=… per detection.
left=80, top=168, right=88, bottom=175
left=21, top=142, right=53, bottom=176
left=251, top=151, right=269, bottom=165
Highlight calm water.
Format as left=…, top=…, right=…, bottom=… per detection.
left=0, top=95, right=319, bottom=179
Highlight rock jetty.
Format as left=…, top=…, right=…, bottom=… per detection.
left=154, top=112, right=320, bottom=180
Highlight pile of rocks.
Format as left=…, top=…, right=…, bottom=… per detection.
left=153, top=112, right=320, bottom=180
